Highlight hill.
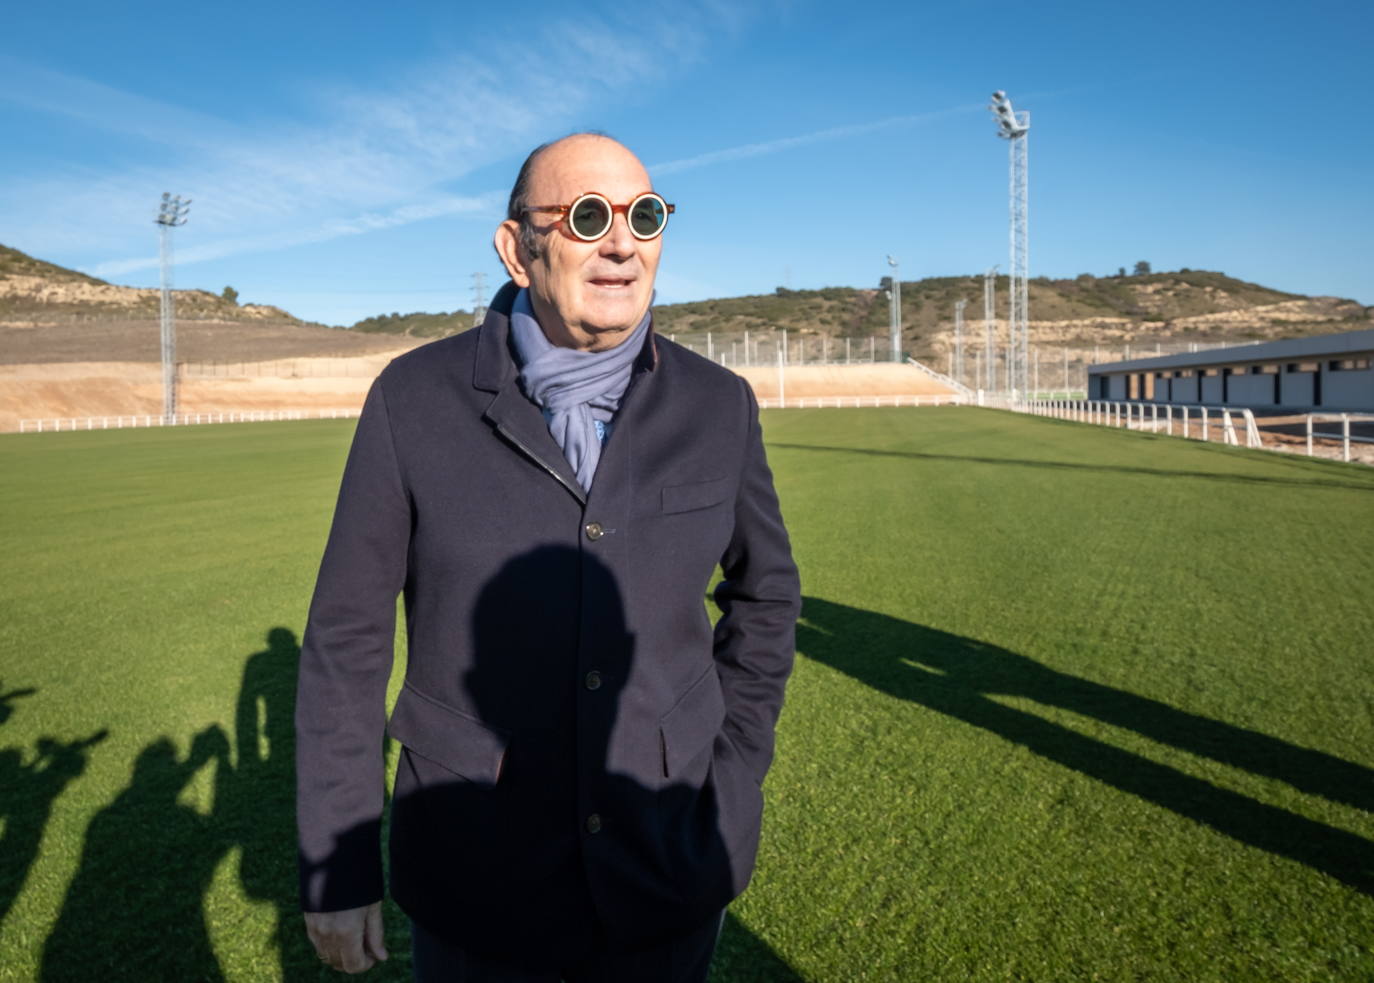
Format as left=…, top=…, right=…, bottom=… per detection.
left=2, top=242, right=1367, bottom=365
left=323, top=269, right=1370, bottom=364
left=653, top=270, right=1369, bottom=360
left=0, top=244, right=419, bottom=363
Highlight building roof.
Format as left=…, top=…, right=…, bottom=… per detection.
left=1087, top=327, right=1374, bottom=376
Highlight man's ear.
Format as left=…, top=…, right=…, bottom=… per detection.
left=494, top=221, right=532, bottom=288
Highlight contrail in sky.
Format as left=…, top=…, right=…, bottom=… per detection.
left=647, top=102, right=984, bottom=176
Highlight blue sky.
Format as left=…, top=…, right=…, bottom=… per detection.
left=3, top=0, right=1370, bottom=326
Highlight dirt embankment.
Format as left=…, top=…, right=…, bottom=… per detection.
left=731, top=364, right=955, bottom=400
left=0, top=356, right=404, bottom=432
left=2, top=359, right=955, bottom=432
left=0, top=316, right=425, bottom=365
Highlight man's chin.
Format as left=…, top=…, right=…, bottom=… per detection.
left=582, top=297, right=652, bottom=336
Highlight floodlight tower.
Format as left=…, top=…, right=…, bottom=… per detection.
left=954, top=298, right=968, bottom=385
left=989, top=90, right=1029, bottom=396
left=886, top=255, right=901, bottom=362
left=155, top=192, right=191, bottom=423
left=983, top=265, right=998, bottom=390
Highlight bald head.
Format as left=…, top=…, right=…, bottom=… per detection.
left=494, top=134, right=666, bottom=352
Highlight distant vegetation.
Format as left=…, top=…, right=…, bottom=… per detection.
left=2, top=241, right=1368, bottom=364
left=349, top=310, right=475, bottom=338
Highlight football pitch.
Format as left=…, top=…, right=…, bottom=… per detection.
left=1, top=407, right=1371, bottom=981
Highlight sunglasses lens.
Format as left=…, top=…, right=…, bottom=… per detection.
left=629, top=195, right=667, bottom=238
left=569, top=196, right=611, bottom=239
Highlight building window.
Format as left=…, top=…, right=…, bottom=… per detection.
left=1287, top=362, right=1320, bottom=373
left=1329, top=358, right=1371, bottom=371
left=1257, top=364, right=1279, bottom=375
left=1177, top=369, right=1194, bottom=378
left=1203, top=368, right=1220, bottom=377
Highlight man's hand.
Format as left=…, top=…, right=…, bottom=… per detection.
left=304, top=902, right=388, bottom=974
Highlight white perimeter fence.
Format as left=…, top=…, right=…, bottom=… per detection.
left=1017, top=399, right=1374, bottom=465
left=756, top=394, right=967, bottom=409
left=17, top=399, right=1372, bottom=467
left=18, top=409, right=361, bottom=433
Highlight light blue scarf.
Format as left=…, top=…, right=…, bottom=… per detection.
left=508, top=288, right=650, bottom=493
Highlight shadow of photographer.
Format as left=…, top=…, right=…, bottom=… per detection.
left=41, top=726, right=231, bottom=980
left=797, top=595, right=1374, bottom=897
left=0, top=684, right=107, bottom=929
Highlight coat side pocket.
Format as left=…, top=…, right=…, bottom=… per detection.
left=659, top=665, right=727, bottom=779
left=387, top=682, right=510, bottom=784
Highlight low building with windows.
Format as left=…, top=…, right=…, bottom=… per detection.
left=1086, top=328, right=1374, bottom=411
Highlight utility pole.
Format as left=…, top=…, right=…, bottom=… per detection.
left=983, top=266, right=998, bottom=391
left=155, top=192, right=191, bottom=424
left=954, top=298, right=968, bottom=388
left=886, top=255, right=901, bottom=362
left=471, top=271, right=487, bottom=327
left=990, top=91, right=1030, bottom=394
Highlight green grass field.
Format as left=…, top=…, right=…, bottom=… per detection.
left=2, top=408, right=1371, bottom=982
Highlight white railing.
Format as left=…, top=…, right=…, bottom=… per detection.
left=1014, top=399, right=1371, bottom=465
left=1306, top=413, right=1374, bottom=463
left=757, top=394, right=968, bottom=409
left=18, top=408, right=361, bottom=433
left=1021, top=399, right=1263, bottom=448
left=904, top=356, right=974, bottom=397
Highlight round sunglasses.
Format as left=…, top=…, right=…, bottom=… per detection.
left=523, top=192, right=675, bottom=242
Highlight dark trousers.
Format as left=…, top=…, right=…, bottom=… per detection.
left=411, top=911, right=724, bottom=983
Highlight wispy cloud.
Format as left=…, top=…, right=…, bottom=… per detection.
left=92, top=193, right=503, bottom=277
left=648, top=103, right=985, bottom=177
left=0, top=4, right=744, bottom=278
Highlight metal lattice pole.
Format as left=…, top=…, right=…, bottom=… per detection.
left=990, top=91, right=1030, bottom=395
left=886, top=255, right=901, bottom=362
left=155, top=193, right=190, bottom=424
left=954, top=299, right=968, bottom=387
left=983, top=266, right=998, bottom=391
left=471, top=271, right=487, bottom=327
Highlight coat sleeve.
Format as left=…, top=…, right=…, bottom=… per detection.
left=712, top=378, right=802, bottom=787
left=296, top=378, right=410, bottom=912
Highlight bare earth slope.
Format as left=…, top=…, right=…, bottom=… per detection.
left=2, top=243, right=1366, bottom=430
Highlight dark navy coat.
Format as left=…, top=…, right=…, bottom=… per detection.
left=296, top=282, right=800, bottom=965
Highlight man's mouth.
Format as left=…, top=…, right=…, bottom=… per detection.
left=588, top=276, right=634, bottom=290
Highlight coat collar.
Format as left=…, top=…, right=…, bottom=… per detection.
left=472, top=281, right=659, bottom=395
left=472, top=281, right=660, bottom=507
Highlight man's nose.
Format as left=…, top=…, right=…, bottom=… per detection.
left=598, top=212, right=636, bottom=258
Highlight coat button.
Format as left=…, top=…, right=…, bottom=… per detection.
left=585, top=670, right=602, bottom=690
left=584, top=521, right=604, bottom=541
left=585, top=813, right=602, bottom=834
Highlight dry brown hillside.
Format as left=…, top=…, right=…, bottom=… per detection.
left=0, top=244, right=422, bottom=364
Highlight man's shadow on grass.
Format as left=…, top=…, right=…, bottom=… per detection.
left=797, top=596, right=1374, bottom=897
left=0, top=683, right=107, bottom=928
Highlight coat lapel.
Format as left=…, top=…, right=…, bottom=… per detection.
left=474, top=283, right=587, bottom=506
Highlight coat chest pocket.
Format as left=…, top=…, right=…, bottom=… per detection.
left=387, top=683, right=510, bottom=785
left=661, top=477, right=733, bottom=515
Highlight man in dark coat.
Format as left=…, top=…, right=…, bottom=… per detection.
left=296, top=133, right=801, bottom=981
